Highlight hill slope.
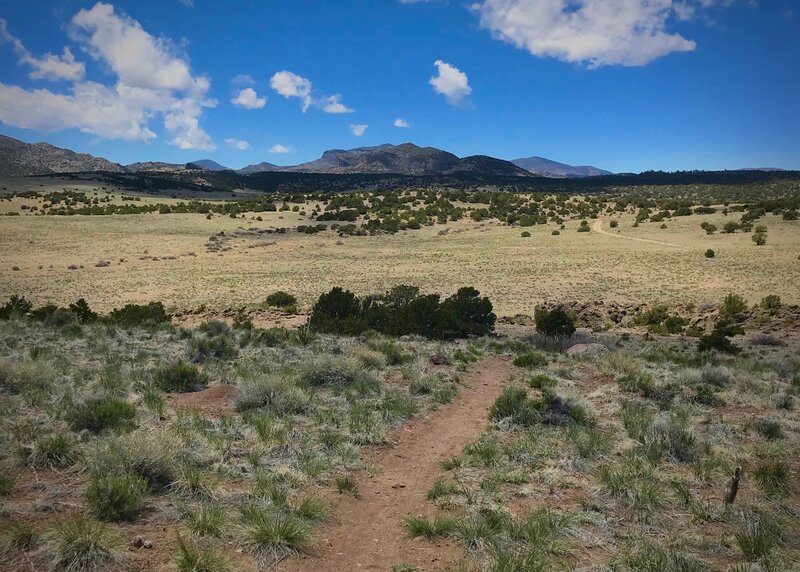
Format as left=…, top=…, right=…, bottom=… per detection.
left=0, top=134, right=125, bottom=176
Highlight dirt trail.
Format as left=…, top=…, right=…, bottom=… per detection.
left=279, top=356, right=515, bottom=572
left=592, top=218, right=681, bottom=247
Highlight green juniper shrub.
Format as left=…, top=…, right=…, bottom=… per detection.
left=153, top=361, right=208, bottom=392
left=108, top=301, right=169, bottom=327
left=189, top=334, right=238, bottom=362
left=520, top=231, right=531, bottom=237
left=705, top=249, right=715, bottom=258
left=698, top=317, right=743, bottom=355
left=609, top=220, right=619, bottom=228
left=68, top=298, right=98, bottom=323
left=534, top=307, right=576, bottom=337
left=265, top=291, right=297, bottom=308
left=0, top=295, right=33, bottom=320
left=68, top=395, right=136, bottom=433
left=760, top=295, right=781, bottom=315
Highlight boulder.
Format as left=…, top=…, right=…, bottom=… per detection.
left=566, top=343, right=608, bottom=357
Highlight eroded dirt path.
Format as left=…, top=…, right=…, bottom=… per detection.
left=279, top=356, right=515, bottom=572
left=592, top=218, right=681, bottom=247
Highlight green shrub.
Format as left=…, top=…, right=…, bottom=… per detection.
left=86, top=474, right=148, bottom=521
left=90, top=432, right=178, bottom=492
left=266, top=291, right=297, bottom=308
left=68, top=298, right=98, bottom=323
left=513, top=351, right=548, bottom=368
left=534, top=308, right=576, bottom=337
left=235, top=375, right=310, bottom=414
left=0, top=470, right=15, bottom=496
left=189, top=335, right=238, bottom=362
left=298, top=355, right=373, bottom=388
left=760, top=295, right=781, bottom=315
left=43, top=515, right=124, bottom=572
left=68, top=395, right=136, bottom=433
left=108, top=301, right=169, bottom=326
left=153, top=361, right=208, bottom=392
left=527, top=373, right=557, bottom=389
left=705, top=249, right=715, bottom=258
left=609, top=220, right=619, bottom=228
left=755, top=418, right=784, bottom=441
left=0, top=295, right=33, bottom=320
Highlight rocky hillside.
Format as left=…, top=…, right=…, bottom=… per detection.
left=237, top=161, right=282, bottom=175
left=512, top=156, right=611, bottom=178
left=288, top=143, right=462, bottom=175
left=0, top=134, right=125, bottom=176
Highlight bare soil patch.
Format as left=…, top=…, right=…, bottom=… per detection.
left=166, top=384, right=239, bottom=418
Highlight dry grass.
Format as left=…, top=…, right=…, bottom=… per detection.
left=1, top=207, right=797, bottom=315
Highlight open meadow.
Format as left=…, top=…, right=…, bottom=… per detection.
left=1, top=181, right=798, bottom=317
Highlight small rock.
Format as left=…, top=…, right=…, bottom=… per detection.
left=95, top=260, right=110, bottom=268
left=133, top=535, right=153, bottom=549
left=430, top=354, right=449, bottom=365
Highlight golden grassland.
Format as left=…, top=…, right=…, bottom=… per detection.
left=1, top=204, right=798, bottom=315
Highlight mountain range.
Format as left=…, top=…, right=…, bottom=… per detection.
left=0, top=135, right=610, bottom=178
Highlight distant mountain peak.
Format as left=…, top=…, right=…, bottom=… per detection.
left=0, top=134, right=125, bottom=176
left=511, top=156, right=611, bottom=178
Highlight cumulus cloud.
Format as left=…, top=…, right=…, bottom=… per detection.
left=350, top=124, right=368, bottom=136
left=471, top=0, right=699, bottom=67
left=270, top=70, right=354, bottom=114
left=231, top=87, right=266, bottom=109
left=321, top=94, right=354, bottom=114
left=269, top=144, right=290, bottom=153
left=0, top=19, right=85, bottom=81
left=0, top=3, right=215, bottom=150
left=224, top=137, right=250, bottom=150
left=394, top=118, right=410, bottom=128
left=430, top=60, right=472, bottom=105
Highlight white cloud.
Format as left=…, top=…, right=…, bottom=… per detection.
left=270, top=70, right=313, bottom=111
left=0, top=3, right=215, bottom=150
left=231, top=74, right=255, bottom=85
left=471, top=0, right=699, bottom=67
left=394, top=118, right=410, bottom=128
left=350, top=124, right=368, bottom=136
left=322, top=94, right=354, bottom=114
left=269, top=144, right=290, bottom=153
left=430, top=60, right=472, bottom=105
left=231, top=87, right=266, bottom=109
left=0, top=19, right=85, bottom=81
left=224, top=137, right=250, bottom=150
left=270, top=70, right=354, bottom=113
left=178, top=0, right=194, bottom=6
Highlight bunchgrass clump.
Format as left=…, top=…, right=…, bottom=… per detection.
left=735, top=515, right=783, bottom=562
left=236, top=374, right=310, bottom=414
left=513, top=351, right=548, bottom=368
left=0, top=469, right=15, bottom=496
left=43, top=515, right=125, bottom=572
left=404, top=515, right=458, bottom=539
left=67, top=395, right=136, bottom=433
left=175, top=535, right=231, bottom=572
left=755, top=418, right=784, bottom=441
left=292, top=497, right=330, bottom=523
left=86, top=473, right=148, bottom=521
left=427, top=478, right=460, bottom=500
left=299, top=355, right=374, bottom=388
left=611, top=538, right=711, bottom=571
left=29, top=434, right=79, bottom=469
left=753, top=461, right=791, bottom=499
left=153, top=361, right=208, bottom=393
left=181, top=503, right=227, bottom=537
left=335, top=475, right=359, bottom=497
left=241, top=505, right=311, bottom=562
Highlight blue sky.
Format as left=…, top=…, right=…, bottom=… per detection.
left=0, top=0, right=798, bottom=172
